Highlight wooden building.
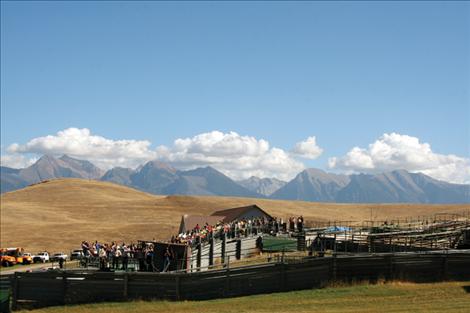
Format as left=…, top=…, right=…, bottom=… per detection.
left=178, top=204, right=272, bottom=234
left=211, top=204, right=272, bottom=223
left=179, top=215, right=224, bottom=234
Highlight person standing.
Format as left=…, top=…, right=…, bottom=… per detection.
left=122, top=244, right=130, bottom=270
left=115, top=246, right=122, bottom=270
left=163, top=247, right=171, bottom=272
left=99, top=247, right=107, bottom=270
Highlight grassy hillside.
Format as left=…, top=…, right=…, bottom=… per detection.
left=1, top=178, right=469, bottom=253
left=16, top=281, right=470, bottom=313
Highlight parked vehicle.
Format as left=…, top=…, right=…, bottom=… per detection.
left=19, top=252, right=34, bottom=264
left=0, top=249, right=17, bottom=267
left=51, top=253, right=68, bottom=262
left=70, top=250, right=84, bottom=260
left=33, top=252, right=50, bottom=263
left=4, top=248, right=33, bottom=264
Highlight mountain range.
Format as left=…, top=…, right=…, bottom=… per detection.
left=1, top=155, right=104, bottom=193
left=237, top=176, right=287, bottom=196
left=1, top=154, right=469, bottom=203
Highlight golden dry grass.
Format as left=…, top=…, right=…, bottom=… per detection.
left=1, top=178, right=469, bottom=253
left=16, top=281, right=470, bottom=313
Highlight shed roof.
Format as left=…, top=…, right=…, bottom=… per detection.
left=179, top=215, right=225, bottom=234
left=210, top=204, right=272, bottom=223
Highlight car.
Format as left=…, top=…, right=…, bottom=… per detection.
left=70, top=250, right=84, bottom=260
left=33, top=252, right=50, bottom=263
left=51, top=253, right=68, bottom=262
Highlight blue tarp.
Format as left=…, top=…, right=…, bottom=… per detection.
left=324, top=226, right=351, bottom=233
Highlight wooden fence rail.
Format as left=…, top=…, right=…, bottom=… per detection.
left=10, top=251, right=470, bottom=310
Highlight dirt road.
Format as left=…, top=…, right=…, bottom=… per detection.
left=0, top=261, right=77, bottom=275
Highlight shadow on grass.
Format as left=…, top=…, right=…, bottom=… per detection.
left=462, top=286, right=470, bottom=293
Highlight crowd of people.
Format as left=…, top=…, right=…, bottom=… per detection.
left=80, top=241, right=158, bottom=271
left=79, top=215, right=305, bottom=272
left=171, top=216, right=270, bottom=247
left=171, top=215, right=305, bottom=248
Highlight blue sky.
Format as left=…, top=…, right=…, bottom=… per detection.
left=1, top=1, right=469, bottom=182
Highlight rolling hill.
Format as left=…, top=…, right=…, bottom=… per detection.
left=1, top=178, right=468, bottom=253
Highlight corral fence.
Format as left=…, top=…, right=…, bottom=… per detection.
left=0, top=275, right=13, bottom=313
left=9, top=250, right=470, bottom=310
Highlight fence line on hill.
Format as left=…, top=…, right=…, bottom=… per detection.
left=9, top=250, right=470, bottom=310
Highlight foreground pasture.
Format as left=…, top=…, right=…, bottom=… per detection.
left=17, top=281, right=470, bottom=313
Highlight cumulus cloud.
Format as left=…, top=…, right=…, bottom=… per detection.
left=3, top=128, right=308, bottom=180
left=328, top=133, right=470, bottom=184
left=155, top=131, right=305, bottom=180
left=4, top=128, right=468, bottom=184
left=0, top=153, right=37, bottom=169
left=291, top=136, right=323, bottom=159
left=6, top=128, right=157, bottom=169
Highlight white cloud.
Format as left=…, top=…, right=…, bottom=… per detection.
left=6, top=128, right=157, bottom=169
left=291, top=136, right=323, bottom=159
left=328, top=133, right=470, bottom=184
left=0, top=154, right=37, bottom=169
left=8, top=128, right=466, bottom=184
left=155, top=131, right=305, bottom=181
left=3, top=128, right=307, bottom=180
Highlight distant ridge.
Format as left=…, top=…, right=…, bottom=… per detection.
left=101, top=162, right=260, bottom=197
left=270, top=168, right=350, bottom=202
left=1, top=154, right=103, bottom=193
left=237, top=176, right=286, bottom=196
left=1, top=154, right=469, bottom=203
left=162, top=166, right=262, bottom=198
left=336, top=170, right=470, bottom=204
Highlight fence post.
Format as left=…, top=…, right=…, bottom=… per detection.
left=332, top=254, right=337, bottom=283
left=11, top=273, right=18, bottom=311
left=62, top=272, right=67, bottom=305
left=442, top=254, right=448, bottom=281
left=123, top=273, right=128, bottom=300
left=221, top=233, right=226, bottom=264
left=225, top=256, right=231, bottom=297
left=388, top=254, right=394, bottom=281
left=209, top=236, right=214, bottom=267
left=197, top=237, right=202, bottom=271
left=175, top=275, right=181, bottom=300
left=278, top=262, right=287, bottom=292
left=333, top=233, right=337, bottom=253
left=297, top=233, right=306, bottom=251
left=236, top=240, right=241, bottom=260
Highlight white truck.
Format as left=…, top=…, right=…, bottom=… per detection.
left=33, top=251, right=50, bottom=263
left=51, top=252, right=68, bottom=262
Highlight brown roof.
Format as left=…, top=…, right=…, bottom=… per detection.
left=179, top=215, right=225, bottom=234
left=210, top=204, right=272, bottom=223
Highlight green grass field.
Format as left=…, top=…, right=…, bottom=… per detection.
left=262, top=236, right=297, bottom=252
left=0, top=264, right=23, bottom=272
left=17, top=281, right=470, bottom=313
